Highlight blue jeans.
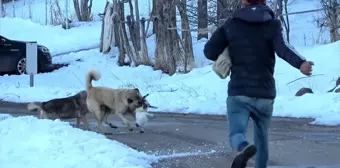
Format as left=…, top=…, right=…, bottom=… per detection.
left=227, top=95, right=274, bottom=168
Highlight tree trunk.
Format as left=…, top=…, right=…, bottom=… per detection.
left=12, top=0, right=15, bottom=17
left=0, top=0, right=3, bottom=18
left=99, top=1, right=110, bottom=53
left=28, top=0, right=32, bottom=19
left=278, top=0, right=291, bottom=42
left=318, top=0, right=339, bottom=42
left=126, top=15, right=142, bottom=65
left=177, top=0, right=195, bottom=72
left=217, top=0, right=240, bottom=25
left=145, top=0, right=152, bottom=35
left=197, top=0, right=208, bottom=40
left=153, top=1, right=166, bottom=72
left=329, top=0, right=339, bottom=42
left=126, top=0, right=140, bottom=56
left=112, top=1, right=119, bottom=47
left=45, top=0, right=48, bottom=25
left=134, top=0, right=141, bottom=51
left=277, top=0, right=283, bottom=18
left=152, top=0, right=156, bottom=34
left=65, top=0, right=69, bottom=29
left=73, top=0, right=82, bottom=20
left=117, top=1, right=128, bottom=66
left=121, top=20, right=138, bottom=66
left=216, top=0, right=225, bottom=24
left=73, top=0, right=92, bottom=21
left=50, top=0, right=53, bottom=24
left=282, top=0, right=290, bottom=42
left=217, top=0, right=231, bottom=25
left=154, top=0, right=176, bottom=74
left=169, top=0, right=181, bottom=70
left=272, top=0, right=279, bottom=17
left=140, top=18, right=151, bottom=65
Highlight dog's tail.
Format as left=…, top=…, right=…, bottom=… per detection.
left=27, top=102, right=42, bottom=111
left=86, top=69, right=101, bottom=92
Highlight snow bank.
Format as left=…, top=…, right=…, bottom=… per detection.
left=0, top=115, right=158, bottom=168
left=0, top=17, right=101, bottom=56
left=0, top=41, right=338, bottom=126
left=0, top=16, right=207, bottom=66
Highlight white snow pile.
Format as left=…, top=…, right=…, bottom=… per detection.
left=0, top=114, right=158, bottom=168
left=0, top=17, right=102, bottom=56
left=0, top=41, right=338, bottom=126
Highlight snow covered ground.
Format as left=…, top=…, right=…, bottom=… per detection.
left=0, top=38, right=338, bottom=126
left=0, top=0, right=339, bottom=127
left=0, top=114, right=158, bottom=168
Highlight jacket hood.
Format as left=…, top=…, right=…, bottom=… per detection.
left=233, top=5, right=275, bottom=23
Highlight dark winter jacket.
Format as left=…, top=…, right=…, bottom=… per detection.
left=203, top=5, right=306, bottom=99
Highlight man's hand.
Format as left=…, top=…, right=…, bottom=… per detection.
left=299, top=61, right=314, bottom=76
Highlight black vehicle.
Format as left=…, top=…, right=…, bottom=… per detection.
left=0, top=35, right=54, bottom=75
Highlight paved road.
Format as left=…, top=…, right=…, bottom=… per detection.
left=1, top=101, right=340, bottom=168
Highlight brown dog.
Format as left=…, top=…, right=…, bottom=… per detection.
left=85, top=69, right=147, bottom=135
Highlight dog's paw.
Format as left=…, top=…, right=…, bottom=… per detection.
left=129, top=128, right=134, bottom=132
left=139, top=130, right=145, bottom=133
left=135, top=123, right=140, bottom=127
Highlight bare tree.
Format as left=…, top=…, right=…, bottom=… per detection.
left=100, top=0, right=150, bottom=67
left=177, top=0, right=195, bottom=72
left=187, top=0, right=220, bottom=27
left=316, top=0, right=339, bottom=42
left=140, top=17, right=151, bottom=65
left=217, top=0, right=227, bottom=24
left=0, top=0, right=4, bottom=18
left=153, top=0, right=179, bottom=75
left=270, top=0, right=294, bottom=43
left=50, top=0, right=64, bottom=25
left=134, top=0, right=141, bottom=51
left=276, top=0, right=293, bottom=42
left=281, top=0, right=292, bottom=42
left=217, top=0, right=241, bottom=25
left=12, top=0, right=15, bottom=17
left=197, top=0, right=208, bottom=40
left=45, top=0, right=48, bottom=25
left=73, top=0, right=93, bottom=21
left=270, top=0, right=279, bottom=15
left=126, top=0, right=140, bottom=52
left=65, top=0, right=69, bottom=29
left=28, top=0, right=32, bottom=19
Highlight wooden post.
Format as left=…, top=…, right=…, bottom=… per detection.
left=30, top=73, right=34, bottom=87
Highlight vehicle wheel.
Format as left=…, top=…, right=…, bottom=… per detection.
left=16, top=57, right=26, bottom=75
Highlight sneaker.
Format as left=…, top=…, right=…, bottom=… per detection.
left=231, top=144, right=257, bottom=168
